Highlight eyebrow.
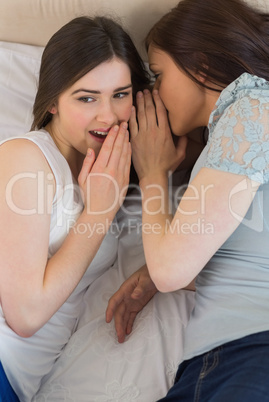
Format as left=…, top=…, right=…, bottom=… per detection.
left=71, top=84, right=132, bottom=95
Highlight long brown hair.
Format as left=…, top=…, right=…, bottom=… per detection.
left=31, top=16, right=150, bottom=130
left=146, top=0, right=269, bottom=91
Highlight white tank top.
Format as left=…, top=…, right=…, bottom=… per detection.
left=0, top=130, right=119, bottom=401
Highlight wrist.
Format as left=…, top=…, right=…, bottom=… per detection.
left=139, top=174, right=170, bottom=218
left=79, top=208, right=115, bottom=227
left=139, top=172, right=168, bottom=190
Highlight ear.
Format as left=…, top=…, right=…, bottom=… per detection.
left=196, top=52, right=209, bottom=83
left=197, top=70, right=207, bottom=84
left=49, top=104, right=57, bottom=114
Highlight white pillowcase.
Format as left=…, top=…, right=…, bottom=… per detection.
left=0, top=41, right=43, bottom=139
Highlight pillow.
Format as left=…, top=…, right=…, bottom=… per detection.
left=0, top=0, right=179, bottom=60
left=0, top=0, right=267, bottom=59
left=0, top=0, right=268, bottom=139
left=0, top=41, right=43, bottom=139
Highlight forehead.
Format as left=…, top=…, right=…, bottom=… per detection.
left=70, top=57, right=132, bottom=92
left=148, top=45, right=174, bottom=69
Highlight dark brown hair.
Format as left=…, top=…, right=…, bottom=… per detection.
left=146, top=0, right=269, bottom=91
left=31, top=16, right=150, bottom=130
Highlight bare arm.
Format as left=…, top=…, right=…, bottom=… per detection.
left=0, top=123, right=131, bottom=337
left=129, top=90, right=260, bottom=292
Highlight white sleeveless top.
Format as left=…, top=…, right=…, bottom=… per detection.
left=0, top=130, right=119, bottom=401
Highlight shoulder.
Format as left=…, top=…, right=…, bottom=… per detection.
left=0, top=136, right=48, bottom=161
left=0, top=138, right=57, bottom=212
left=0, top=137, right=54, bottom=180
left=211, top=73, right=269, bottom=125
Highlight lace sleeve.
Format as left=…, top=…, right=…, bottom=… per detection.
left=204, top=96, right=269, bottom=184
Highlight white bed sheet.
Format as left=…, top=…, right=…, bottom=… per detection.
left=0, top=40, right=196, bottom=401
left=34, top=221, right=195, bottom=401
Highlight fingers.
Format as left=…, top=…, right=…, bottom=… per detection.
left=118, top=139, right=132, bottom=197
left=131, top=279, right=147, bottom=299
left=105, top=283, right=140, bottom=343
left=106, top=122, right=128, bottom=168
left=96, top=125, right=119, bottom=168
left=135, top=90, right=158, bottom=132
left=152, top=89, right=169, bottom=130
left=129, top=106, right=138, bottom=140
left=126, top=312, right=137, bottom=336
left=134, top=89, right=167, bottom=133
left=135, top=91, right=147, bottom=131
left=131, top=286, right=143, bottom=299
left=78, top=148, right=95, bottom=187
left=106, top=290, right=123, bottom=323
left=114, top=303, right=129, bottom=343
left=143, top=89, right=159, bottom=130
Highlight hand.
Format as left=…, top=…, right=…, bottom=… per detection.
left=129, top=89, right=188, bottom=181
left=106, top=265, right=158, bottom=343
left=78, top=122, right=131, bottom=217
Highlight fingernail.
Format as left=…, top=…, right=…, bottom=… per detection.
left=143, top=89, right=150, bottom=94
left=113, top=125, right=119, bottom=131
left=153, top=89, right=158, bottom=95
left=87, top=149, right=92, bottom=156
left=137, top=91, right=143, bottom=98
left=121, top=122, right=128, bottom=129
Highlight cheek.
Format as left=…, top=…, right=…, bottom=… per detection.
left=158, top=85, right=170, bottom=111
left=62, top=104, right=84, bottom=122
left=72, top=107, right=94, bottom=126
left=117, top=101, right=133, bottom=122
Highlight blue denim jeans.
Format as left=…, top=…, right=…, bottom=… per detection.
left=158, top=330, right=269, bottom=402
left=0, top=361, right=19, bottom=402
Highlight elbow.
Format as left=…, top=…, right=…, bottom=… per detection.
left=149, top=269, right=189, bottom=293
left=6, top=316, right=41, bottom=338
left=12, top=328, right=36, bottom=338
left=4, top=305, right=44, bottom=338
left=1, top=292, right=47, bottom=337
left=148, top=261, right=193, bottom=293
left=151, top=272, right=173, bottom=292
left=153, top=279, right=181, bottom=293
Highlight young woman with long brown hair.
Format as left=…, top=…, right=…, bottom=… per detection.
left=107, top=1, right=269, bottom=400
left=0, top=15, right=150, bottom=402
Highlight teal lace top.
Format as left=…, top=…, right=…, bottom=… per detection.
left=184, top=73, right=269, bottom=360
left=205, top=72, right=269, bottom=184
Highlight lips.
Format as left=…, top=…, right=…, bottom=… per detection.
left=89, top=130, right=109, bottom=139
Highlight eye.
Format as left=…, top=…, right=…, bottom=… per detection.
left=78, top=96, right=95, bottom=103
left=150, top=73, right=161, bottom=85
left=113, top=91, right=132, bottom=99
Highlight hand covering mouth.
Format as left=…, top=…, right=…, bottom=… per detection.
left=89, top=130, right=109, bottom=139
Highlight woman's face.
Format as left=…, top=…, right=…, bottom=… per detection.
left=49, top=57, right=132, bottom=160
left=148, top=46, right=209, bottom=136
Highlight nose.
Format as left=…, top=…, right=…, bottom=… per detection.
left=96, top=100, right=117, bottom=126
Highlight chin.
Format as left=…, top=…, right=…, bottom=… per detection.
left=171, top=127, right=184, bottom=137
left=169, top=120, right=182, bottom=136
left=171, top=124, right=191, bottom=137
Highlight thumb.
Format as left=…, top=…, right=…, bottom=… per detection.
left=131, top=284, right=144, bottom=299
left=78, top=148, right=95, bottom=187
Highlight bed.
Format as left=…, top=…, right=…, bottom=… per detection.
left=0, top=0, right=268, bottom=401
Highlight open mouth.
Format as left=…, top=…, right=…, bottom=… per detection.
left=89, top=130, right=109, bottom=139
